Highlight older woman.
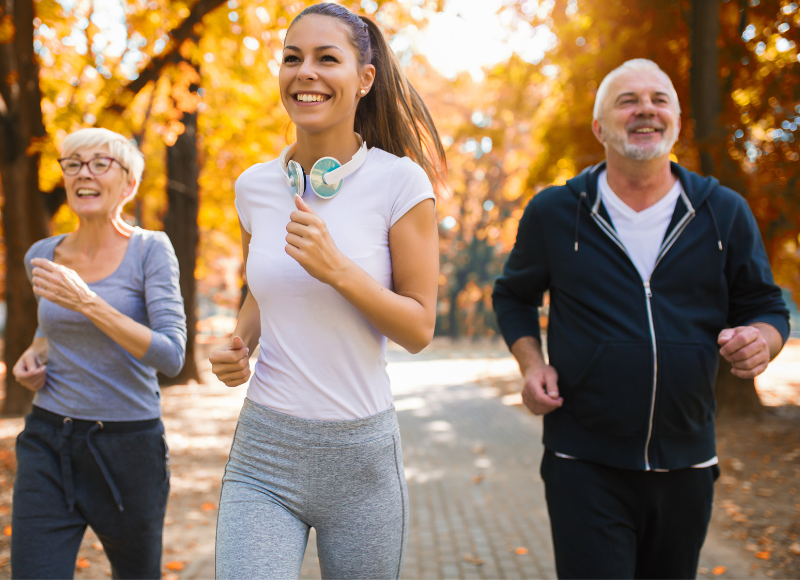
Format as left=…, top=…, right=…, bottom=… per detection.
left=10, top=128, right=186, bottom=579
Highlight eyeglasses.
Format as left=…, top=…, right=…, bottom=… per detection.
left=58, top=157, right=129, bottom=176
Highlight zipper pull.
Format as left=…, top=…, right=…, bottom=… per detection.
left=644, top=281, right=652, bottom=298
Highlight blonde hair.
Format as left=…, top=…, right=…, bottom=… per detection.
left=593, top=59, right=681, bottom=121
left=61, top=128, right=145, bottom=197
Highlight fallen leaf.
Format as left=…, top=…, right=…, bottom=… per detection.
left=165, top=561, right=184, bottom=571
left=789, top=542, right=800, bottom=555
left=698, top=567, right=708, bottom=575
left=756, top=488, right=774, bottom=497
left=755, top=551, right=770, bottom=560
left=764, top=525, right=776, bottom=535
left=729, top=458, right=744, bottom=472
left=201, top=502, right=216, bottom=511
left=92, top=542, right=103, bottom=551
left=76, top=558, right=91, bottom=569
left=745, top=543, right=758, bottom=552
left=3, top=526, right=10, bottom=536
left=515, top=547, right=528, bottom=555
left=712, top=566, right=726, bottom=575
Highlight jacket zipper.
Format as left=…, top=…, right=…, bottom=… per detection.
left=588, top=192, right=695, bottom=470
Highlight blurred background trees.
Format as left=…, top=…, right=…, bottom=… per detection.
left=0, top=0, right=798, bottom=415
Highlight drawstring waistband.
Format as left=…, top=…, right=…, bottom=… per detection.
left=34, top=406, right=159, bottom=513
left=58, top=418, right=124, bottom=512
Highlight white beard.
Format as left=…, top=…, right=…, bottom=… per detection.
left=603, top=124, right=679, bottom=161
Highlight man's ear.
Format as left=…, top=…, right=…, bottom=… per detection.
left=592, top=118, right=605, bottom=146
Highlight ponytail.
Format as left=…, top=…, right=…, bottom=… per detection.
left=290, top=5, right=447, bottom=189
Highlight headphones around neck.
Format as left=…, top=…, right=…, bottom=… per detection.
left=280, top=135, right=368, bottom=199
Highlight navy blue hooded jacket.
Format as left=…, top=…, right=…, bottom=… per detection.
left=492, top=162, right=790, bottom=471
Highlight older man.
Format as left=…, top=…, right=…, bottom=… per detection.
left=493, top=59, right=789, bottom=579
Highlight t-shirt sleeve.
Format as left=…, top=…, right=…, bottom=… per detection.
left=389, top=157, right=436, bottom=227
left=139, top=232, right=188, bottom=377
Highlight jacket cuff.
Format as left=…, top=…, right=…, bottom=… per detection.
left=496, top=307, right=542, bottom=350
left=745, top=314, right=791, bottom=345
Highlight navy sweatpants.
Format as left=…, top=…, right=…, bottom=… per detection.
left=541, top=450, right=718, bottom=579
left=11, top=407, right=170, bottom=579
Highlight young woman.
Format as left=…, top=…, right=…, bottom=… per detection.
left=11, top=128, right=186, bottom=578
left=209, top=4, right=445, bottom=579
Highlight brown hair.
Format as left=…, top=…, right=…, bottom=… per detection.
left=289, top=4, right=446, bottom=189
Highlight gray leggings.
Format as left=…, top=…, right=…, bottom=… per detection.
left=215, top=398, right=408, bottom=580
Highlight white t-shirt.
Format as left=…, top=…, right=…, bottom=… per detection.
left=235, top=147, right=435, bottom=420
left=598, top=170, right=682, bottom=282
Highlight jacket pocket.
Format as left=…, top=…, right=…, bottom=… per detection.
left=656, top=342, right=717, bottom=434
left=570, top=341, right=653, bottom=437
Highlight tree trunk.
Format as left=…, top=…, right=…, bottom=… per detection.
left=689, top=0, right=763, bottom=416
left=690, top=0, right=721, bottom=177
left=161, top=104, right=200, bottom=384
left=0, top=0, right=51, bottom=416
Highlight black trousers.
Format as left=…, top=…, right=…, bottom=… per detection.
left=11, top=407, right=170, bottom=579
left=541, top=450, right=718, bottom=580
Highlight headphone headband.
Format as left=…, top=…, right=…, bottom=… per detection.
left=279, top=135, right=368, bottom=199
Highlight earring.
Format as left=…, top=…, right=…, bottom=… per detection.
left=360, top=89, right=366, bottom=96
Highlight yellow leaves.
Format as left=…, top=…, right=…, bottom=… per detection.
left=75, top=557, right=90, bottom=569
left=731, top=88, right=752, bottom=107
left=3, top=525, right=10, bottom=536
left=0, top=14, right=15, bottom=44
left=754, top=550, right=771, bottom=560
left=25, top=136, right=49, bottom=157
left=711, top=566, right=726, bottom=575
left=201, top=502, right=216, bottom=511
left=515, top=547, right=528, bottom=555
left=165, top=561, right=184, bottom=571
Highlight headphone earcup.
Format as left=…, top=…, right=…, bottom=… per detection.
left=287, top=160, right=306, bottom=197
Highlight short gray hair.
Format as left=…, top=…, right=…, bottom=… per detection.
left=61, top=128, right=145, bottom=197
left=593, top=59, right=680, bottom=121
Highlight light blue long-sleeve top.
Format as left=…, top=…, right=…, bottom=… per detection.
left=24, top=228, right=187, bottom=421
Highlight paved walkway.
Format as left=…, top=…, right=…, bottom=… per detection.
left=176, top=343, right=753, bottom=579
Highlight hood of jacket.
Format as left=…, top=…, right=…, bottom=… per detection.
left=564, top=161, right=719, bottom=212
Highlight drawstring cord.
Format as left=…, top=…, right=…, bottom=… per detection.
left=574, top=192, right=587, bottom=251
left=87, top=422, right=125, bottom=512
left=707, top=203, right=723, bottom=251
left=59, top=419, right=76, bottom=513
left=59, top=418, right=125, bottom=514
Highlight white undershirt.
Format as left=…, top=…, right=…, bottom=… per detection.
left=553, top=171, right=718, bottom=470
left=598, top=170, right=682, bottom=282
